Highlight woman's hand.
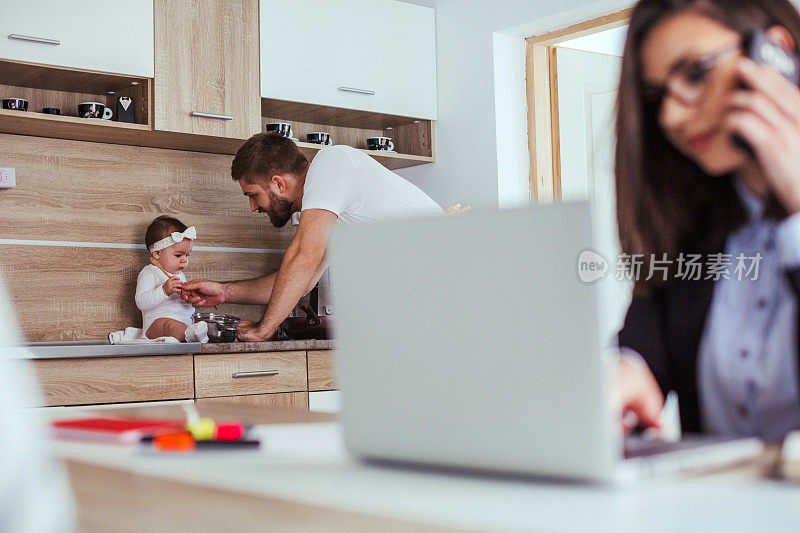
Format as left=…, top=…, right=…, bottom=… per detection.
left=727, top=58, right=800, bottom=214
left=162, top=276, right=184, bottom=296
left=615, top=350, right=664, bottom=433
left=236, top=320, right=275, bottom=342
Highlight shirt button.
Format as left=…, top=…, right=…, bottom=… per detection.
left=757, top=298, right=767, bottom=309
left=737, top=404, right=749, bottom=418
left=765, top=240, right=775, bottom=251
left=740, top=349, right=749, bottom=359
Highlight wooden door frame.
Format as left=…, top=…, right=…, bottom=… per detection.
left=526, top=9, right=631, bottom=204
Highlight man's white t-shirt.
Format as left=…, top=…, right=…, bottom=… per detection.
left=301, top=145, right=442, bottom=223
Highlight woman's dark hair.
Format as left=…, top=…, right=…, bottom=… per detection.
left=616, top=0, right=800, bottom=293
left=145, top=216, right=188, bottom=250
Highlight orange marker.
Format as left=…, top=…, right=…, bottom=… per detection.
left=153, top=432, right=195, bottom=452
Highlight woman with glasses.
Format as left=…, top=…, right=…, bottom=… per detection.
left=615, top=0, right=800, bottom=442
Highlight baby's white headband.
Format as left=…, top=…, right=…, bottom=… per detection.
left=150, top=226, right=197, bottom=252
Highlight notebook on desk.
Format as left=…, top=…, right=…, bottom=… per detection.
left=330, top=202, right=763, bottom=483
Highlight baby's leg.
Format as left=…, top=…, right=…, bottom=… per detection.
left=146, top=318, right=189, bottom=342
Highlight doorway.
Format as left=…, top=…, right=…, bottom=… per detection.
left=525, top=12, right=631, bottom=342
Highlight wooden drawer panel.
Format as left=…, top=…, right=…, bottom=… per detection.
left=32, top=355, right=194, bottom=407
left=195, top=392, right=309, bottom=409
left=308, top=350, right=336, bottom=391
left=194, top=351, right=307, bottom=398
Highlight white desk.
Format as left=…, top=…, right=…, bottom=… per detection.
left=51, top=404, right=800, bottom=532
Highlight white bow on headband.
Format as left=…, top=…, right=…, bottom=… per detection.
left=150, top=226, right=197, bottom=252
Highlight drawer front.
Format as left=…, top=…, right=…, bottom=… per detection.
left=194, top=351, right=307, bottom=398
left=0, top=0, right=154, bottom=77
left=307, top=350, right=336, bottom=391
left=32, top=355, right=194, bottom=407
left=195, top=392, right=309, bottom=409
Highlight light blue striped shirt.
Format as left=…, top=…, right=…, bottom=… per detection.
left=698, top=181, right=800, bottom=442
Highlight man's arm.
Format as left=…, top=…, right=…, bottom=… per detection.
left=182, top=271, right=278, bottom=307
left=237, top=209, right=337, bottom=341
left=222, top=272, right=278, bottom=305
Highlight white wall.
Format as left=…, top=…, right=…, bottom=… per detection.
left=396, top=0, right=634, bottom=210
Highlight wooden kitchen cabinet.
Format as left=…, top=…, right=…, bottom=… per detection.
left=260, top=0, right=437, bottom=120
left=0, top=0, right=154, bottom=77
left=196, top=392, right=310, bottom=409
left=308, top=350, right=337, bottom=391
left=154, top=0, right=261, bottom=139
left=25, top=348, right=335, bottom=409
left=194, top=351, right=308, bottom=398
left=31, top=355, right=194, bottom=407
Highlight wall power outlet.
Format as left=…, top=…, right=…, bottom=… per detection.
left=0, top=167, right=16, bottom=188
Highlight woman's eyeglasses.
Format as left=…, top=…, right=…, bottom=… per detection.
left=643, top=43, right=741, bottom=108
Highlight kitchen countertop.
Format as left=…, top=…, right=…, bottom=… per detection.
left=199, top=339, right=334, bottom=353
left=12, top=339, right=334, bottom=359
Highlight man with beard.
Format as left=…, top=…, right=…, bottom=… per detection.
left=182, top=133, right=442, bottom=341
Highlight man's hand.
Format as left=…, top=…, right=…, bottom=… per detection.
left=162, top=277, right=184, bottom=296
left=181, top=279, right=226, bottom=307
left=236, top=320, right=275, bottom=342
left=615, top=350, right=664, bottom=433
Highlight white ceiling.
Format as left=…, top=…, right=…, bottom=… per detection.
left=556, top=25, right=628, bottom=57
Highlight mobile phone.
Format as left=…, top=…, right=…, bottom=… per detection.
left=731, top=29, right=800, bottom=153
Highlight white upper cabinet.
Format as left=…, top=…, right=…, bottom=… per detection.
left=260, top=0, right=437, bottom=119
left=0, top=0, right=154, bottom=77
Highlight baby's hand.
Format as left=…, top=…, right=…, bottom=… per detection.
left=163, top=276, right=184, bottom=296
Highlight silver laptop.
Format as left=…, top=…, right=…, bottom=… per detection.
left=330, top=202, right=762, bottom=483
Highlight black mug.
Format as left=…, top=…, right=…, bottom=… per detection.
left=266, top=122, right=293, bottom=138
left=2, top=98, right=28, bottom=111
left=366, top=137, right=394, bottom=151
left=306, top=132, right=333, bottom=145
left=78, top=102, right=113, bottom=120
left=42, top=107, right=61, bottom=115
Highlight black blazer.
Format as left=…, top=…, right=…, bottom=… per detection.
left=617, top=269, right=800, bottom=433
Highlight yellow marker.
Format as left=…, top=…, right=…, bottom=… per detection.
left=187, top=417, right=216, bottom=441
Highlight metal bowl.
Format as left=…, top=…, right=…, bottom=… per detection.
left=191, top=312, right=241, bottom=343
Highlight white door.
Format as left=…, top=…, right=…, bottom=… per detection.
left=555, top=47, right=629, bottom=345
left=260, top=0, right=437, bottom=119
left=0, top=0, right=154, bottom=77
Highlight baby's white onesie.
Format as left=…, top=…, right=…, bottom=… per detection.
left=135, top=264, right=195, bottom=337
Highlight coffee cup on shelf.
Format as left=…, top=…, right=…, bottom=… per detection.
left=42, top=107, right=61, bottom=115
left=265, top=122, right=293, bottom=138
left=366, top=136, right=394, bottom=151
left=306, top=132, right=333, bottom=145
left=78, top=102, right=113, bottom=120
left=2, top=98, right=28, bottom=111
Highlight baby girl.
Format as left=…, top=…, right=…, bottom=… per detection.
left=135, top=216, right=209, bottom=343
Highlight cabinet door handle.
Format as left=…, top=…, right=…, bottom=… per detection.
left=8, top=34, right=61, bottom=46
left=190, top=111, right=233, bottom=120
left=338, top=87, right=376, bottom=96
left=232, top=370, right=279, bottom=378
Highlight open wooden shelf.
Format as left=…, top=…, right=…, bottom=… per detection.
left=0, top=108, right=150, bottom=131
left=0, top=60, right=436, bottom=167
left=0, top=59, right=151, bottom=126
left=0, top=107, right=250, bottom=155
left=262, top=98, right=435, bottom=170
left=295, top=141, right=435, bottom=170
